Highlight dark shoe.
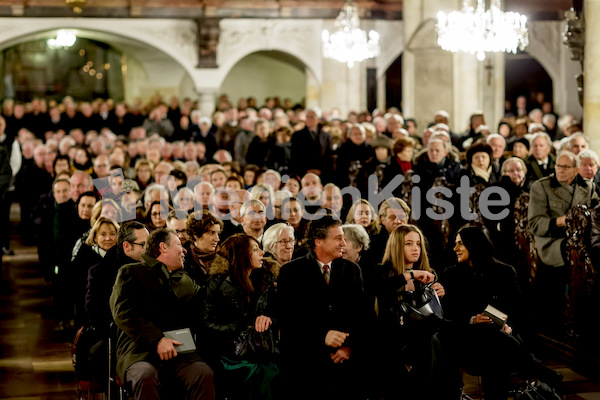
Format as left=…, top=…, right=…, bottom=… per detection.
left=1, top=247, right=14, bottom=256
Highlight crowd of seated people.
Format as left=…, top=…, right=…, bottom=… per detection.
left=0, top=92, right=599, bottom=400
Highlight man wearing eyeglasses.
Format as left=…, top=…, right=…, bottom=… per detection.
left=86, top=221, right=149, bottom=334
left=528, top=150, right=598, bottom=336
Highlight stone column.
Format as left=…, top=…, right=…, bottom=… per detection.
left=197, top=90, right=216, bottom=117
left=305, top=66, right=321, bottom=111
left=584, top=0, right=600, bottom=154
left=402, top=0, right=506, bottom=134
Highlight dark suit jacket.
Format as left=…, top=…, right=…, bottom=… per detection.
left=277, top=251, right=365, bottom=396
left=525, top=153, right=556, bottom=186
left=290, top=124, right=333, bottom=178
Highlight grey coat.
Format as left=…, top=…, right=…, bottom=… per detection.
left=528, top=174, right=598, bottom=267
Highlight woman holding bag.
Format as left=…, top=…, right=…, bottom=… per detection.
left=368, top=224, right=458, bottom=400
left=202, top=233, right=280, bottom=400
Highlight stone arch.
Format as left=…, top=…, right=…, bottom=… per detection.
left=219, top=50, right=307, bottom=105
left=0, top=18, right=199, bottom=89
left=215, top=19, right=324, bottom=89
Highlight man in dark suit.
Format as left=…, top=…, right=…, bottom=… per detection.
left=278, top=210, right=365, bottom=400
left=525, top=132, right=556, bottom=187
left=290, top=109, right=333, bottom=179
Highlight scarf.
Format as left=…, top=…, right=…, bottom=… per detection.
left=472, top=165, right=492, bottom=182
left=190, top=244, right=216, bottom=274
left=398, top=160, right=412, bottom=174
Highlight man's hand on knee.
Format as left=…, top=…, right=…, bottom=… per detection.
left=157, top=337, right=182, bottom=360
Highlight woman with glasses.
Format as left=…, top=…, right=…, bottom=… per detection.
left=184, top=209, right=224, bottom=287
left=146, top=200, right=170, bottom=232
left=263, top=223, right=296, bottom=266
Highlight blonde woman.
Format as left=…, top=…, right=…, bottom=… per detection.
left=345, top=199, right=380, bottom=237
left=371, top=224, right=455, bottom=400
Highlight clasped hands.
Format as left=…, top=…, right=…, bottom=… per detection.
left=325, top=330, right=351, bottom=364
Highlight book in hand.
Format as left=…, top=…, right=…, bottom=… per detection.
left=483, top=305, right=508, bottom=328
left=163, top=328, right=196, bottom=354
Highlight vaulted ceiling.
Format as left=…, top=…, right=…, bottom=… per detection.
left=0, top=0, right=575, bottom=20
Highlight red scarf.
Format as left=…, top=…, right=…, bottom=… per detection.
left=397, top=159, right=412, bottom=174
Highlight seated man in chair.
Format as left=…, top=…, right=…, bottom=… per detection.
left=110, top=228, right=214, bottom=400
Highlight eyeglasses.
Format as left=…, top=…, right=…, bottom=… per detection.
left=277, top=239, right=296, bottom=246
left=130, top=242, right=145, bottom=247
left=556, top=164, right=576, bottom=170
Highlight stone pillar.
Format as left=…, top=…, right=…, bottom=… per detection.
left=584, top=0, right=600, bottom=154
left=306, top=66, right=321, bottom=111
left=403, top=0, right=507, bottom=134
left=197, top=90, right=216, bottom=117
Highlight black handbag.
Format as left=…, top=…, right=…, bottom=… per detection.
left=514, top=381, right=561, bottom=400
left=234, top=327, right=279, bottom=362
left=398, top=281, right=445, bottom=324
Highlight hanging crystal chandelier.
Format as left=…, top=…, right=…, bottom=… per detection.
left=322, top=0, right=380, bottom=68
left=436, top=0, right=528, bottom=61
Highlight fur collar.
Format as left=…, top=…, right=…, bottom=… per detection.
left=207, top=254, right=281, bottom=277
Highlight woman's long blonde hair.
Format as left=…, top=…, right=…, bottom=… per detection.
left=381, top=224, right=431, bottom=277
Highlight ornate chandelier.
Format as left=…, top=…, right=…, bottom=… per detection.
left=322, top=0, right=380, bottom=68
left=436, top=0, right=528, bottom=61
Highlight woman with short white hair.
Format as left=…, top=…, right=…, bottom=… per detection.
left=262, top=222, right=295, bottom=265
left=341, top=224, right=370, bottom=264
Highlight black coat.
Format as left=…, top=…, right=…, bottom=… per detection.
left=85, top=246, right=137, bottom=334
left=441, top=259, right=521, bottom=330
left=202, top=255, right=279, bottom=360
left=290, top=125, right=333, bottom=178
left=277, top=251, right=365, bottom=397
left=246, top=136, right=276, bottom=169
left=335, top=141, right=372, bottom=189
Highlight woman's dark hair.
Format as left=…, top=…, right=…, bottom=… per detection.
left=53, top=154, right=71, bottom=171
left=456, top=226, right=495, bottom=265
left=186, top=209, right=224, bottom=243
left=218, top=234, right=258, bottom=294
left=169, top=169, right=188, bottom=186
left=76, top=190, right=98, bottom=206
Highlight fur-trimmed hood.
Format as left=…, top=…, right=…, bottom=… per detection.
left=207, top=254, right=281, bottom=277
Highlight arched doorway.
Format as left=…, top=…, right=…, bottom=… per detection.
left=1, top=35, right=124, bottom=102
left=505, top=52, right=553, bottom=113
left=385, top=54, right=402, bottom=111
left=220, top=51, right=306, bottom=109
left=0, top=28, right=197, bottom=104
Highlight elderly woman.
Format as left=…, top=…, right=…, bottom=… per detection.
left=341, top=224, right=370, bottom=265
left=460, top=142, right=496, bottom=187
left=184, top=209, right=224, bottom=287
left=174, top=187, right=195, bottom=212
left=263, top=223, right=295, bottom=266
left=483, top=157, right=530, bottom=274
left=346, top=199, right=380, bottom=237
